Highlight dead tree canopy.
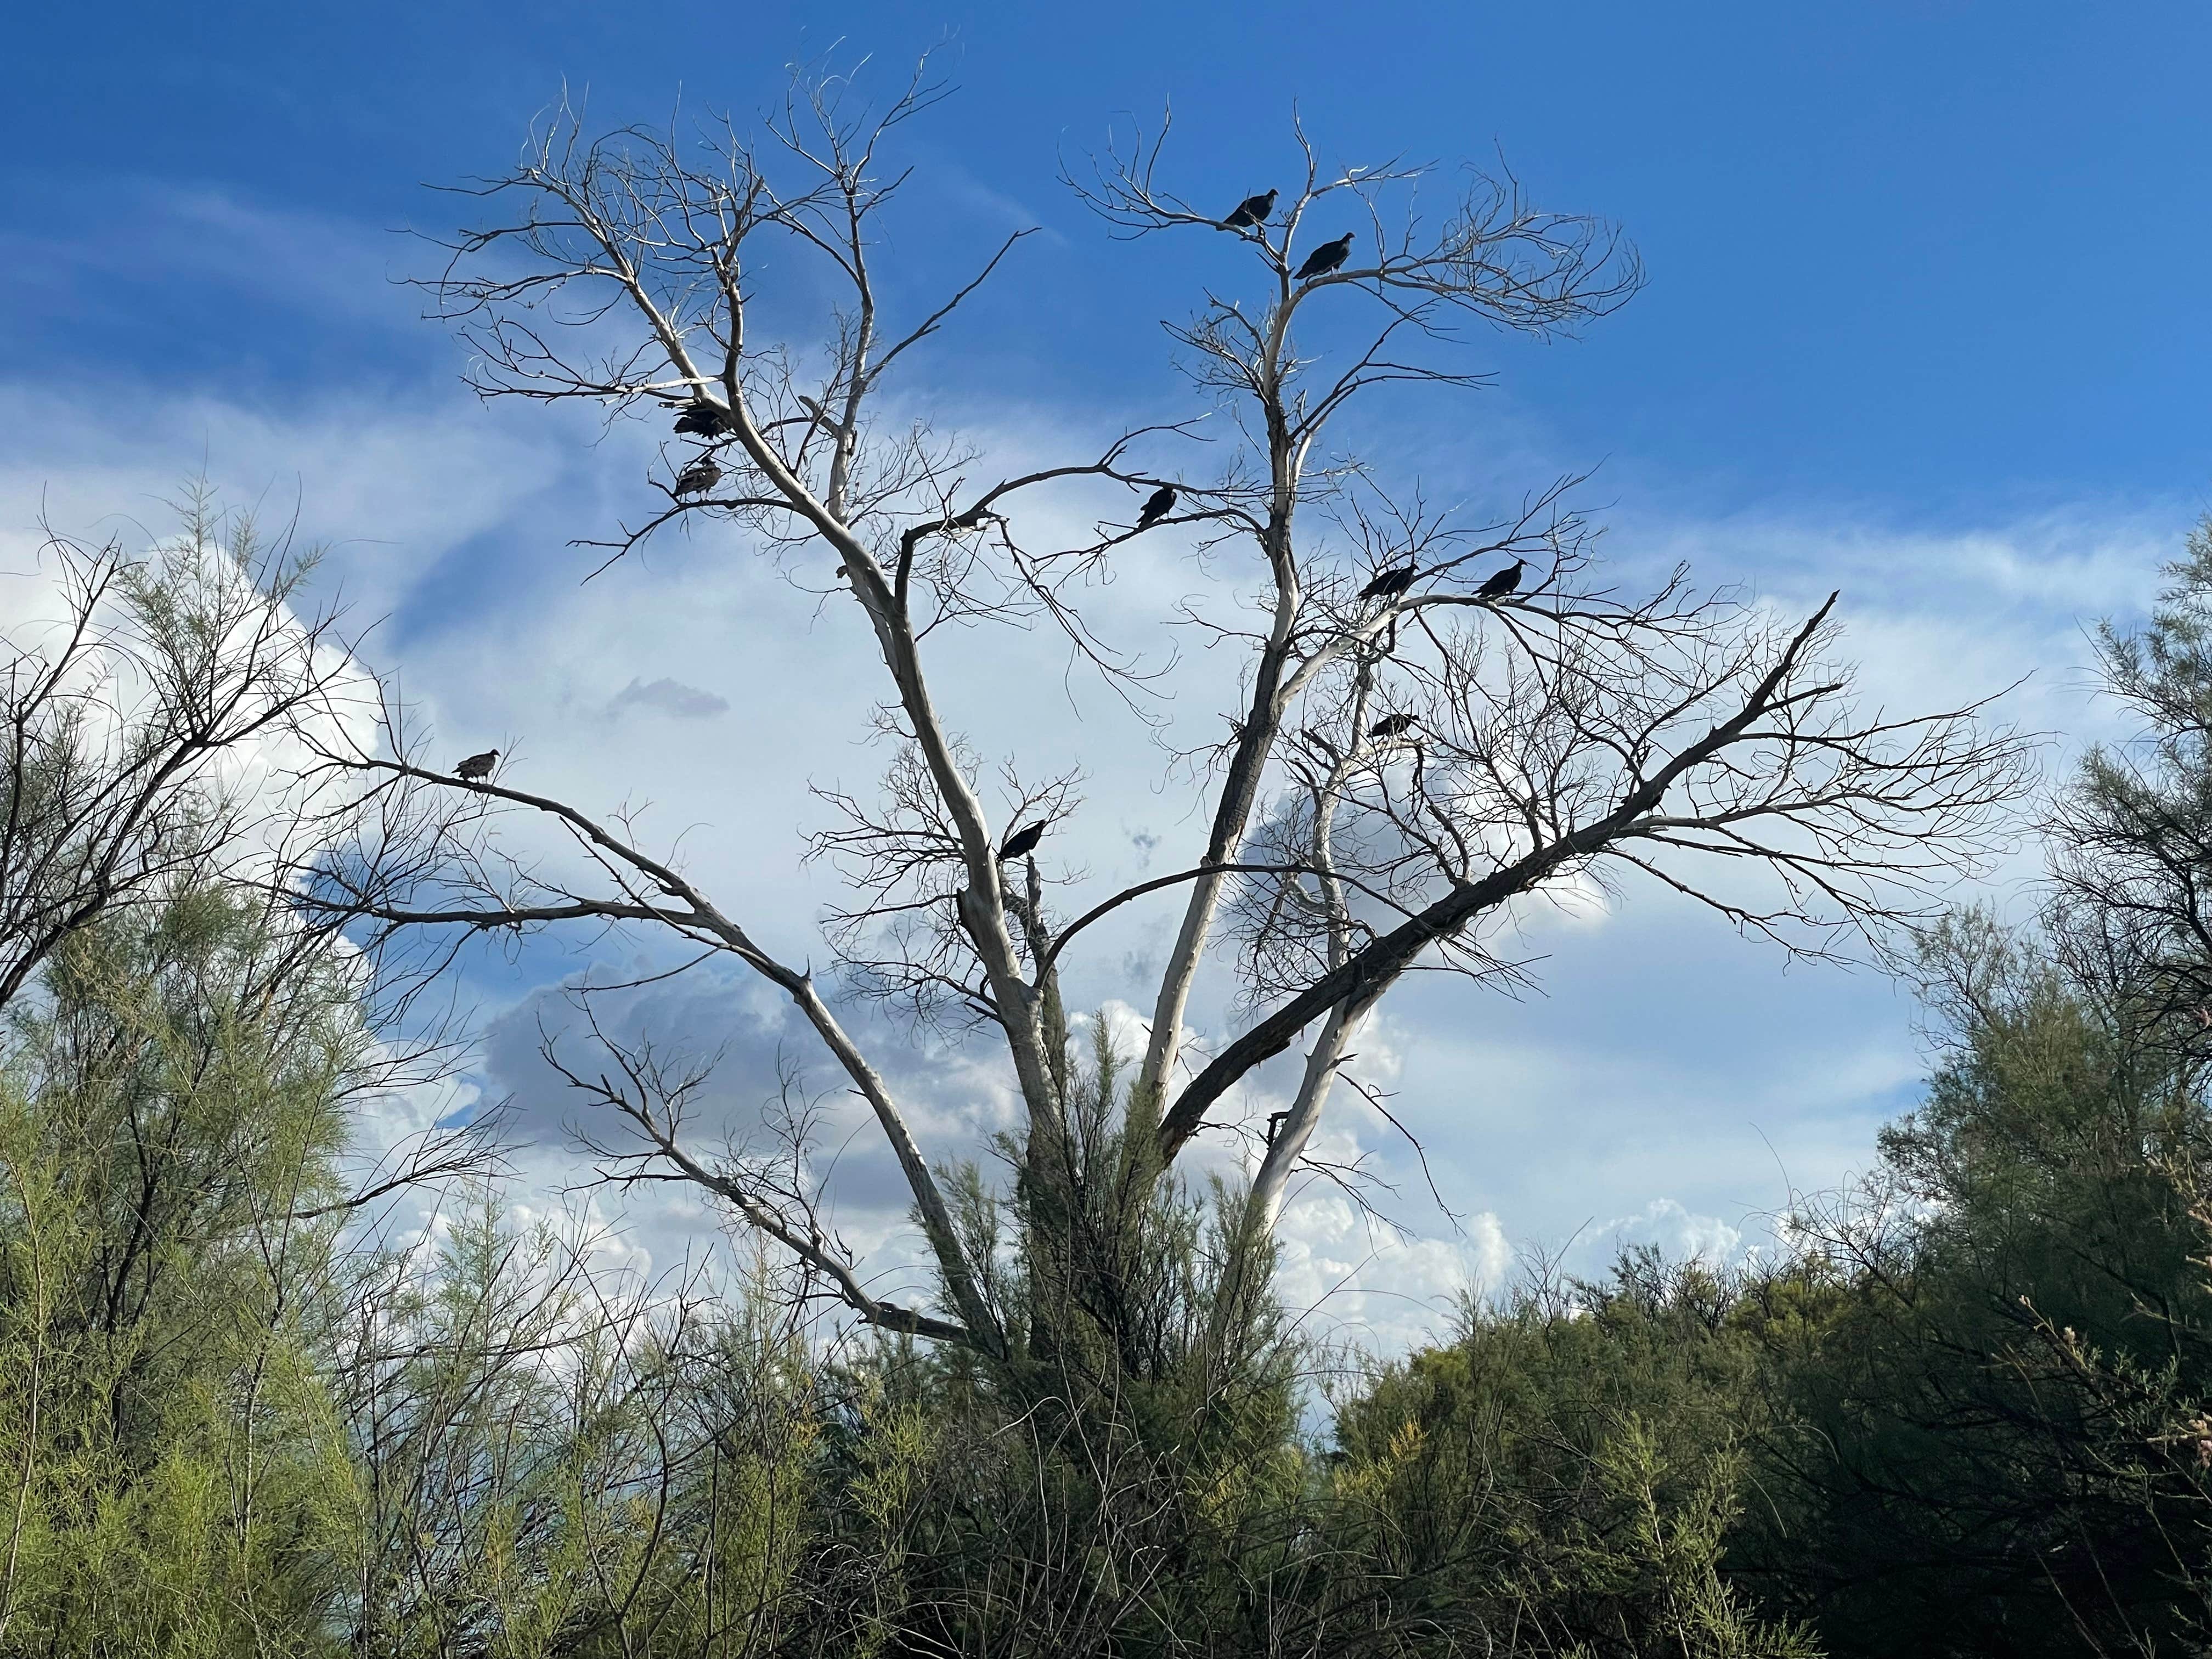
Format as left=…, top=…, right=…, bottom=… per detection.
left=286, top=63, right=2030, bottom=1353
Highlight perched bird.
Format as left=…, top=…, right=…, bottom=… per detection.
left=672, top=456, right=723, bottom=498
left=454, top=749, right=499, bottom=781
left=1366, top=713, right=1418, bottom=741
left=1358, top=564, right=1418, bottom=601
left=1293, top=233, right=1357, bottom=281
left=999, top=822, right=1047, bottom=862
left=1476, top=559, right=1528, bottom=602
left=1220, top=188, right=1277, bottom=231
left=673, top=402, right=736, bottom=437
left=1136, top=484, right=1177, bottom=530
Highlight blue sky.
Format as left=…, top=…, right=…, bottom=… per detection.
left=4, top=2, right=2209, bottom=1345
left=11, top=3, right=2210, bottom=510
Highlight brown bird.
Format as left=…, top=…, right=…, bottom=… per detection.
left=1358, top=565, right=1417, bottom=601
left=672, top=456, right=723, bottom=497
left=1477, top=559, right=1528, bottom=602
left=454, top=749, right=499, bottom=781
left=1366, top=714, right=1418, bottom=740
left=1294, top=233, right=1356, bottom=281
left=999, top=822, right=1047, bottom=861
left=1136, top=484, right=1177, bottom=530
left=673, top=402, right=736, bottom=437
left=1221, top=189, right=1277, bottom=230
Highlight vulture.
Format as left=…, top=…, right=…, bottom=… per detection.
left=1366, top=713, right=1418, bottom=740
left=1136, top=484, right=1177, bottom=530
left=1359, top=564, right=1418, bottom=601
left=999, top=822, right=1047, bottom=862
left=673, top=402, right=736, bottom=438
left=1221, top=188, right=1278, bottom=230
left=1477, top=559, right=1528, bottom=602
left=454, top=749, right=499, bottom=781
left=1293, top=233, right=1356, bottom=281
left=672, top=456, right=723, bottom=498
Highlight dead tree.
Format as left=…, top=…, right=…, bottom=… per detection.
left=287, top=65, right=2030, bottom=1356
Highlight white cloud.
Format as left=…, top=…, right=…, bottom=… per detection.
left=1587, top=1197, right=1745, bottom=1268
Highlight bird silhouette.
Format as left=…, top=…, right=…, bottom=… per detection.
left=1293, top=233, right=1356, bottom=281
left=999, top=822, right=1047, bottom=861
left=1221, top=189, right=1277, bottom=230
left=673, top=402, right=736, bottom=438
left=672, top=456, right=723, bottom=497
left=1136, top=484, right=1177, bottom=530
left=1366, top=713, right=1418, bottom=740
left=1477, top=560, right=1528, bottom=602
left=1359, top=565, right=1418, bottom=601
left=454, top=749, right=499, bottom=781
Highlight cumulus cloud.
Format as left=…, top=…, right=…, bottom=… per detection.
left=1586, top=1197, right=1746, bottom=1268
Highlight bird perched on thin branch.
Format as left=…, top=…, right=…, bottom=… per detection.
left=1294, top=233, right=1356, bottom=281
left=454, top=749, right=499, bottom=781
left=1220, top=189, right=1277, bottom=230
left=1476, top=559, right=1528, bottom=602
left=673, top=402, right=736, bottom=437
left=1367, top=713, right=1418, bottom=740
left=1136, top=484, right=1177, bottom=531
left=1359, top=564, right=1418, bottom=601
left=999, top=822, right=1046, bottom=861
left=672, top=456, right=722, bottom=498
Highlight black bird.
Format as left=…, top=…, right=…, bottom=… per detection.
left=999, top=822, right=1047, bottom=862
left=1293, top=233, right=1356, bottom=281
left=672, top=456, right=723, bottom=498
left=454, top=749, right=499, bottom=781
left=1358, top=564, right=1418, bottom=601
left=1136, top=484, right=1177, bottom=530
left=673, top=402, right=736, bottom=437
left=1366, top=713, right=1418, bottom=741
left=1476, top=559, right=1528, bottom=602
left=1220, top=188, right=1277, bottom=230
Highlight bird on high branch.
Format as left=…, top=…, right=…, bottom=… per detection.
left=1359, top=565, right=1418, bottom=601
left=1294, top=233, right=1356, bottom=281
left=1477, top=560, right=1528, bottom=602
left=672, top=456, right=723, bottom=498
left=1136, top=484, right=1177, bottom=531
left=672, top=402, right=737, bottom=438
left=1221, top=188, right=1277, bottom=230
left=1366, top=713, right=1419, bottom=740
left=454, top=749, right=499, bottom=781
left=999, top=822, right=1047, bottom=861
